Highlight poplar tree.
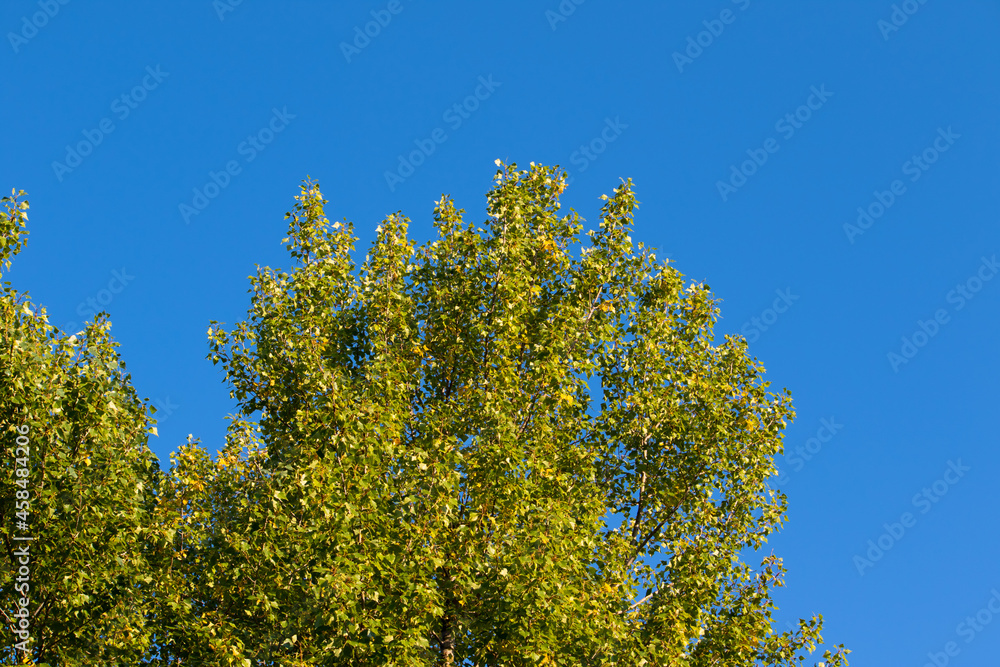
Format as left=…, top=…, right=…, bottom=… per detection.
left=159, top=164, right=848, bottom=666
left=0, top=190, right=163, bottom=664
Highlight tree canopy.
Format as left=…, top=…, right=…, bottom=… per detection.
left=1, top=190, right=163, bottom=664
left=1, top=165, right=848, bottom=666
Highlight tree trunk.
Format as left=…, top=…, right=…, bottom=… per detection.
left=438, top=567, right=456, bottom=666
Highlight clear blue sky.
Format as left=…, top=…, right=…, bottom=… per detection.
left=2, top=1, right=998, bottom=663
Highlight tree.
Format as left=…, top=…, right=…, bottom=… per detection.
left=160, top=163, right=848, bottom=665
left=0, top=190, right=164, bottom=664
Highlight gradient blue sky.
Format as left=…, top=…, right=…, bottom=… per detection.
left=2, top=1, right=998, bottom=663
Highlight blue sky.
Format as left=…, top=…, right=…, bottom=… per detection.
left=2, top=1, right=998, bottom=663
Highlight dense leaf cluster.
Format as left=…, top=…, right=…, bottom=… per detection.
left=1, top=190, right=163, bottom=664
left=0, top=168, right=848, bottom=665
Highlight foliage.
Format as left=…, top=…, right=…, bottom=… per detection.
left=0, top=190, right=164, bottom=664
left=0, top=171, right=848, bottom=664
left=152, top=163, right=850, bottom=666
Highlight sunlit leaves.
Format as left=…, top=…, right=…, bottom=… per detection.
left=160, top=164, right=848, bottom=666
left=1, top=193, right=162, bottom=664
left=0, top=166, right=846, bottom=664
